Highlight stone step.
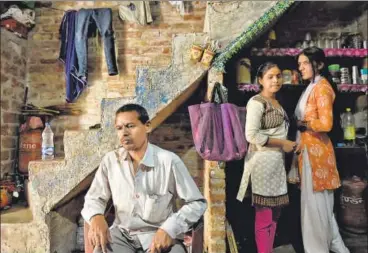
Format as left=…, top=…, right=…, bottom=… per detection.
left=28, top=33, right=209, bottom=216
left=21, top=32, right=209, bottom=253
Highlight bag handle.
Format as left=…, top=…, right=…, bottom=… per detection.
left=211, top=82, right=226, bottom=104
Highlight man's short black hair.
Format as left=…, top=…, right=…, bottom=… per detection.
left=115, top=104, right=150, bottom=124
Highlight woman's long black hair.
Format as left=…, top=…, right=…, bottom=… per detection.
left=297, top=46, right=342, bottom=143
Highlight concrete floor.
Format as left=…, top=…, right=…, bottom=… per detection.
left=1, top=205, right=33, bottom=223
left=273, top=244, right=297, bottom=253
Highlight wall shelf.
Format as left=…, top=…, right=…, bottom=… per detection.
left=238, top=83, right=368, bottom=93
left=238, top=84, right=304, bottom=92
left=251, top=48, right=368, bottom=58
left=338, top=84, right=368, bottom=93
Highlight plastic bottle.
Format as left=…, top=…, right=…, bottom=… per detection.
left=42, top=122, right=54, bottom=160
left=343, top=108, right=356, bottom=146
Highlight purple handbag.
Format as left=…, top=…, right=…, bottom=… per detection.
left=188, top=83, right=247, bottom=161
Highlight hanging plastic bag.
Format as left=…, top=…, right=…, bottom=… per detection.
left=188, top=83, right=247, bottom=161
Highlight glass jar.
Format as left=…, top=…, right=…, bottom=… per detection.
left=282, top=70, right=292, bottom=84
left=328, top=64, right=341, bottom=84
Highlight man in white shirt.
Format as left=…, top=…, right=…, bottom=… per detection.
left=81, top=104, right=207, bottom=253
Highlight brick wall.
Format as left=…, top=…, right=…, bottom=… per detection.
left=0, top=29, right=28, bottom=178
left=149, top=92, right=205, bottom=191
left=27, top=1, right=206, bottom=156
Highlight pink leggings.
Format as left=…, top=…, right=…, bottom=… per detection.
left=255, top=206, right=282, bottom=253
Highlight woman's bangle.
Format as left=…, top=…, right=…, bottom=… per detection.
left=297, top=121, right=308, bottom=132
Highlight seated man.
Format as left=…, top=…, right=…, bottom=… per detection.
left=81, top=104, right=207, bottom=253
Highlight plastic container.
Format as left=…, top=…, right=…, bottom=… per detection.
left=282, top=70, right=292, bottom=84
left=352, top=66, right=360, bottom=84
left=363, top=57, right=368, bottom=69
left=236, top=58, right=251, bottom=84
left=361, top=68, right=368, bottom=84
left=328, top=64, right=340, bottom=72
left=41, top=123, right=54, bottom=160
left=342, top=108, right=356, bottom=146
left=328, top=64, right=340, bottom=84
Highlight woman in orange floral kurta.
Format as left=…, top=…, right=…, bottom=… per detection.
left=295, top=47, right=349, bottom=253
left=298, top=77, right=341, bottom=191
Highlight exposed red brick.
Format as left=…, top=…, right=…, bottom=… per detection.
left=208, top=231, right=226, bottom=238
left=32, top=33, right=54, bottom=41
left=5, top=64, right=19, bottom=77
left=24, top=1, right=206, bottom=159
left=149, top=40, right=171, bottom=46
left=210, top=179, right=226, bottom=188
left=0, top=162, right=13, bottom=178
left=208, top=242, right=226, bottom=253
left=210, top=206, right=226, bottom=216
left=1, top=150, right=11, bottom=161
left=19, top=68, right=26, bottom=80
left=42, top=25, right=60, bottom=32
left=0, top=125, right=18, bottom=136
left=54, top=136, right=64, bottom=144
left=209, top=192, right=226, bottom=203
left=11, top=100, right=21, bottom=111
left=1, top=50, right=12, bottom=60
left=162, top=47, right=171, bottom=54
left=1, top=100, right=10, bottom=110
left=183, top=15, right=204, bottom=21
left=150, top=23, right=171, bottom=29
left=11, top=78, right=23, bottom=88
left=118, top=48, right=139, bottom=55
left=13, top=56, right=22, bottom=66
left=40, top=59, right=58, bottom=64
left=0, top=72, right=9, bottom=83
left=2, top=112, right=19, bottom=124
left=1, top=137, right=16, bottom=149
left=39, top=41, right=60, bottom=48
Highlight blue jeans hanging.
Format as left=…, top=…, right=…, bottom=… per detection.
left=75, top=8, right=118, bottom=78
left=59, top=10, right=87, bottom=103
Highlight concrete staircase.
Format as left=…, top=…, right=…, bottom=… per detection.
left=1, top=1, right=282, bottom=251
left=1, top=33, right=209, bottom=253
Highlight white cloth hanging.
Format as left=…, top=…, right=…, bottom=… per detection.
left=0, top=5, right=35, bottom=27
left=118, top=1, right=152, bottom=26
